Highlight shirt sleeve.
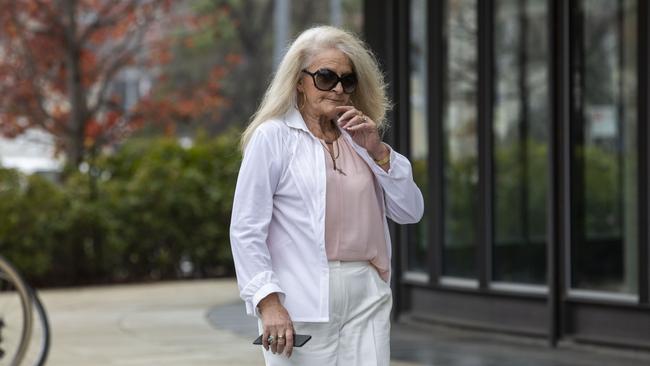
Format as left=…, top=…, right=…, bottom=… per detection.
left=366, top=145, right=425, bottom=224
left=229, top=127, right=286, bottom=316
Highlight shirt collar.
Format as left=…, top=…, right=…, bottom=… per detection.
left=283, top=107, right=354, bottom=142
left=283, top=107, right=310, bottom=133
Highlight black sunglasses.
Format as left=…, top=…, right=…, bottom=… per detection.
left=301, top=68, right=357, bottom=94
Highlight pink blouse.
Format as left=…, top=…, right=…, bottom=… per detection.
left=321, top=135, right=389, bottom=281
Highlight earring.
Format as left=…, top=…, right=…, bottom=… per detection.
left=298, top=93, right=306, bottom=109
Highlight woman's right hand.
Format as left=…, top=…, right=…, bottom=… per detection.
left=258, top=293, right=295, bottom=357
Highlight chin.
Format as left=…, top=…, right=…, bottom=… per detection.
left=323, top=108, right=340, bottom=119
left=317, top=105, right=338, bottom=118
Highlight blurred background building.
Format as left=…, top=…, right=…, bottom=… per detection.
left=363, top=0, right=650, bottom=351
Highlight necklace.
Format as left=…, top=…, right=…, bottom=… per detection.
left=320, top=138, right=346, bottom=176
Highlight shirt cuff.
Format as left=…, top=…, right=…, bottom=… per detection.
left=252, top=283, right=285, bottom=316
left=241, top=270, right=286, bottom=317
left=369, top=144, right=397, bottom=176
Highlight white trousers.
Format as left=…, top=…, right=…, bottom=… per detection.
left=259, top=261, right=393, bottom=366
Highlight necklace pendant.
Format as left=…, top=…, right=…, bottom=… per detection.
left=336, top=167, right=347, bottom=176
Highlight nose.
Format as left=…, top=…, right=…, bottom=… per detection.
left=331, top=81, right=344, bottom=94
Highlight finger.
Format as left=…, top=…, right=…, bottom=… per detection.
left=276, top=336, right=286, bottom=355
left=340, top=113, right=361, bottom=129
left=343, top=115, right=371, bottom=130
left=341, top=108, right=360, bottom=120
left=276, top=328, right=286, bottom=354
left=346, top=117, right=376, bottom=132
left=270, top=332, right=279, bottom=354
left=335, top=111, right=354, bottom=124
left=346, top=122, right=370, bottom=132
left=285, top=330, right=294, bottom=358
left=262, top=327, right=270, bottom=351
left=334, top=105, right=354, bottom=115
left=337, top=109, right=360, bottom=125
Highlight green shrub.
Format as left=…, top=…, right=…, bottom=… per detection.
left=0, top=169, right=64, bottom=280
left=99, top=131, right=241, bottom=280
left=0, top=129, right=241, bottom=286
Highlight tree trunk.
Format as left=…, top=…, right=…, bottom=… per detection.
left=63, top=0, right=87, bottom=167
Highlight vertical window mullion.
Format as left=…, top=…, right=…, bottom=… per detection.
left=392, top=0, right=412, bottom=318
left=478, top=0, right=494, bottom=289
left=639, top=0, right=650, bottom=304
left=429, top=0, right=445, bottom=284
left=549, top=0, right=571, bottom=347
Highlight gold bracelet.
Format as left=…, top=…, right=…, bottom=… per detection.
left=373, top=147, right=391, bottom=166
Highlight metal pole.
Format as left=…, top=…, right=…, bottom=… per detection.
left=330, top=0, right=342, bottom=27
left=274, top=0, right=290, bottom=69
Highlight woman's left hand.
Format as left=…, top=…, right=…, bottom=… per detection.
left=335, top=105, right=388, bottom=161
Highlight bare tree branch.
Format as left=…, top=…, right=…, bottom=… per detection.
left=78, top=0, right=141, bottom=45
left=89, top=12, right=156, bottom=117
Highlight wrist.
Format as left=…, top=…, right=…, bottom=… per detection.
left=370, top=143, right=390, bottom=164
left=257, top=293, right=281, bottom=313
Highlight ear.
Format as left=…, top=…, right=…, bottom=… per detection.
left=297, top=80, right=304, bottom=93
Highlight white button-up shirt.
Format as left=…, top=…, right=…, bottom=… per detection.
left=229, top=107, right=424, bottom=322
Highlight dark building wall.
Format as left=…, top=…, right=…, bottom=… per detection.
left=364, top=0, right=650, bottom=349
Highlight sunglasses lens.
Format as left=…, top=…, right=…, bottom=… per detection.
left=341, top=75, right=357, bottom=93
left=308, top=68, right=357, bottom=93
left=314, top=69, right=338, bottom=90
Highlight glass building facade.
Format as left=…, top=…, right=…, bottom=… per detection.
left=364, top=0, right=650, bottom=349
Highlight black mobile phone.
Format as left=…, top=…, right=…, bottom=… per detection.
left=253, top=334, right=312, bottom=347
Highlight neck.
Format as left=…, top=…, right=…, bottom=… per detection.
left=300, top=109, right=339, bottom=141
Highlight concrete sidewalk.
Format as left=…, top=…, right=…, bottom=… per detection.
left=39, top=279, right=263, bottom=365
left=36, top=279, right=650, bottom=365
left=38, top=279, right=419, bottom=366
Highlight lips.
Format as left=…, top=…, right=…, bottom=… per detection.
left=326, top=98, right=345, bottom=103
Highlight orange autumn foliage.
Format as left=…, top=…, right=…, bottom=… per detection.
left=0, top=0, right=234, bottom=165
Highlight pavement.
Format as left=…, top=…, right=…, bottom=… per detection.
left=33, top=279, right=650, bottom=366
left=36, top=279, right=417, bottom=366
left=38, top=279, right=262, bottom=366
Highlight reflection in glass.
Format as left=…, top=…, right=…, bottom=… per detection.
left=571, top=0, right=638, bottom=294
left=442, top=0, right=478, bottom=279
left=492, top=0, right=548, bottom=284
left=408, top=0, right=429, bottom=273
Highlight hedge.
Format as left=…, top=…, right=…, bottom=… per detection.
left=0, top=130, right=241, bottom=286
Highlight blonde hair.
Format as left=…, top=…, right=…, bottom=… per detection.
left=240, top=25, right=391, bottom=150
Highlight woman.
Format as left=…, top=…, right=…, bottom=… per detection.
left=230, top=26, right=423, bottom=365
